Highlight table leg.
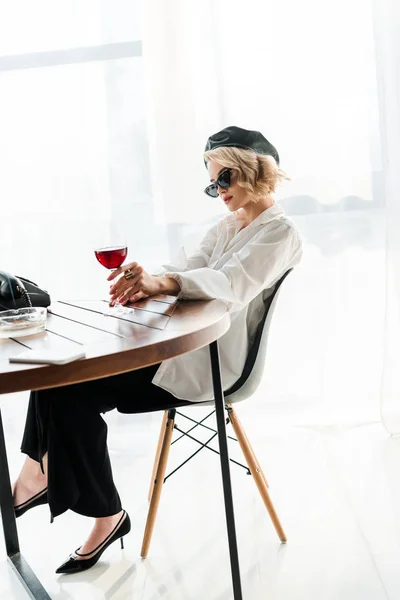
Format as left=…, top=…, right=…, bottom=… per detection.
left=0, top=408, right=51, bottom=600
left=209, top=341, right=243, bottom=600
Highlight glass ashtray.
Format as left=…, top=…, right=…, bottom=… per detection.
left=0, top=307, right=47, bottom=339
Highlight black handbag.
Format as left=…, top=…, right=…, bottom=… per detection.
left=0, top=270, right=51, bottom=312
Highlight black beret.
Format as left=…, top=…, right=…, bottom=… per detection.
left=205, top=125, right=279, bottom=165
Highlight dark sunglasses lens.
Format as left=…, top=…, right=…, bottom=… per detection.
left=204, top=183, right=218, bottom=198
left=218, top=170, right=231, bottom=188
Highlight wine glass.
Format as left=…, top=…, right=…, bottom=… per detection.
left=94, top=230, right=128, bottom=315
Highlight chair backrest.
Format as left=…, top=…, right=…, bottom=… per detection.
left=224, top=269, right=292, bottom=403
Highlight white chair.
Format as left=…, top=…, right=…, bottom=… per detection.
left=141, top=269, right=292, bottom=558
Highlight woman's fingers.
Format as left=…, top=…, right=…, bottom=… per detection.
left=110, top=281, right=140, bottom=303
left=129, top=292, right=148, bottom=303
left=107, top=262, right=139, bottom=282
left=119, top=291, right=150, bottom=306
left=106, top=262, right=151, bottom=307
left=109, top=273, right=143, bottom=304
left=109, top=266, right=142, bottom=296
left=119, top=286, right=138, bottom=301
left=110, top=288, right=149, bottom=307
left=106, top=268, right=120, bottom=282
left=107, top=266, right=125, bottom=282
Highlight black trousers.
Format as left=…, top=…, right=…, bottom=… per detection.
left=21, top=364, right=193, bottom=519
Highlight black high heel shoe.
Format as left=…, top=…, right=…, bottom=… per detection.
left=14, top=487, right=48, bottom=518
left=55, top=510, right=131, bottom=574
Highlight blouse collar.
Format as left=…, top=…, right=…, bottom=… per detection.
left=233, top=203, right=285, bottom=233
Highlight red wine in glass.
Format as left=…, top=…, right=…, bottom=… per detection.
left=94, top=246, right=127, bottom=270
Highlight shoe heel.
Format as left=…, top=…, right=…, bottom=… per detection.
left=120, top=537, right=124, bottom=550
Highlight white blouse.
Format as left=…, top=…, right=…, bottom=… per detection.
left=152, top=204, right=302, bottom=402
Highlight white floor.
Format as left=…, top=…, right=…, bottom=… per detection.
left=1, top=208, right=398, bottom=600
left=2, top=410, right=400, bottom=600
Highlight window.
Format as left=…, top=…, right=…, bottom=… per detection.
left=0, top=2, right=167, bottom=298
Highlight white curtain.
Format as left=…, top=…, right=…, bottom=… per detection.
left=142, top=0, right=379, bottom=216
left=0, top=0, right=167, bottom=301
left=1, top=1, right=394, bottom=425
left=374, top=0, right=400, bottom=433
left=142, top=0, right=386, bottom=423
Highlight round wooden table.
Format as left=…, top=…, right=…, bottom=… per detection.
left=0, top=296, right=229, bottom=393
left=0, top=297, right=243, bottom=600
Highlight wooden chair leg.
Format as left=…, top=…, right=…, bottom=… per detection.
left=227, top=404, right=287, bottom=543
left=148, top=411, right=169, bottom=502
left=227, top=403, right=269, bottom=489
left=141, top=409, right=176, bottom=558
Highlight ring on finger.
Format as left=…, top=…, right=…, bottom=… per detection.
left=124, top=269, right=134, bottom=280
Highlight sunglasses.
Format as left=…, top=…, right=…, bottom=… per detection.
left=204, top=168, right=232, bottom=198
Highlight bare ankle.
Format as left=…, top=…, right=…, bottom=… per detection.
left=20, top=454, right=47, bottom=478
left=76, top=510, right=126, bottom=558
left=94, top=510, right=124, bottom=528
left=13, top=455, right=48, bottom=505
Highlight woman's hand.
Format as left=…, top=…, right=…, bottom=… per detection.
left=107, top=262, right=181, bottom=306
left=126, top=290, right=150, bottom=304
left=107, top=262, right=162, bottom=306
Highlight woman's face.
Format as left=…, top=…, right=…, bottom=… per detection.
left=207, top=160, right=253, bottom=213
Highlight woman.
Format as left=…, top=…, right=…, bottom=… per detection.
left=12, top=126, right=302, bottom=574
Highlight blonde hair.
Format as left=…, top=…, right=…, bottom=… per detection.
left=204, top=146, right=289, bottom=200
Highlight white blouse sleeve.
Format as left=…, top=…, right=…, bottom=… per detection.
left=164, top=222, right=302, bottom=312
left=153, top=223, right=219, bottom=275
